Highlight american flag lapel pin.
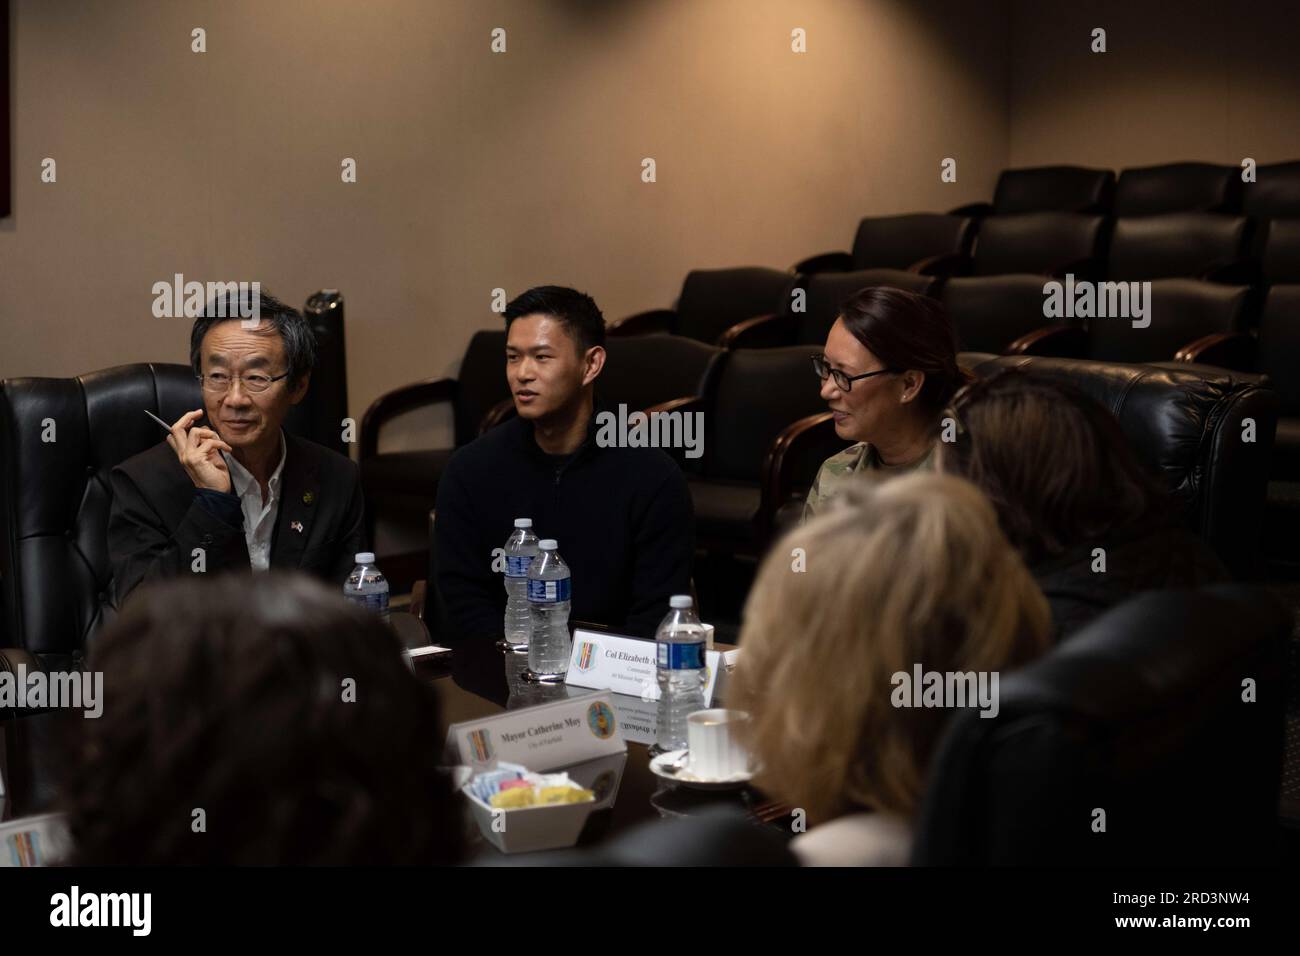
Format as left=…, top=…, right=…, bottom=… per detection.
left=291, top=520, right=304, bottom=533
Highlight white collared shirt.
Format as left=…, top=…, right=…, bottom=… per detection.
left=220, top=430, right=288, bottom=572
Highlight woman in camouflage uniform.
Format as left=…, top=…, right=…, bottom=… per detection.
left=805, top=287, right=968, bottom=520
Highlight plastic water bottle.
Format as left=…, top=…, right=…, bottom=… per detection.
left=654, top=595, right=707, bottom=754
left=525, top=539, right=571, bottom=681
left=344, top=552, right=389, bottom=624
left=503, top=518, right=540, bottom=652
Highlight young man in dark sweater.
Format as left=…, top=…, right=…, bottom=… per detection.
left=434, top=286, right=694, bottom=643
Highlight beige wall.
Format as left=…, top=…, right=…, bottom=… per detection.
left=1, top=0, right=1009, bottom=451
left=1009, top=0, right=1300, bottom=167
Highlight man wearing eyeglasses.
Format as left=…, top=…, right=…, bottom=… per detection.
left=108, top=291, right=366, bottom=603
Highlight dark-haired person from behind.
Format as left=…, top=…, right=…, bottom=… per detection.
left=108, top=289, right=366, bottom=604
left=435, top=286, right=693, bottom=642
left=805, top=287, right=968, bottom=518
left=61, top=572, right=463, bottom=865
left=936, top=370, right=1227, bottom=639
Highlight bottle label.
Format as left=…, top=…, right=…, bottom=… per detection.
left=505, top=555, right=533, bottom=578
left=657, top=640, right=705, bottom=670
left=345, top=591, right=389, bottom=615
left=527, top=578, right=571, bottom=604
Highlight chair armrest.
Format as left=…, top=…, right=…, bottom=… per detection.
left=792, top=251, right=854, bottom=275
left=360, top=378, right=458, bottom=460
left=644, top=396, right=704, bottom=417
left=409, top=580, right=427, bottom=622
left=911, top=252, right=972, bottom=277
left=716, top=313, right=796, bottom=350
left=0, top=648, right=46, bottom=718
left=641, top=397, right=707, bottom=469
left=609, top=309, right=678, bottom=337
left=1174, top=332, right=1258, bottom=372
left=480, top=398, right=517, bottom=434
left=759, top=412, right=846, bottom=543
left=948, top=202, right=994, bottom=218
left=1006, top=324, right=1088, bottom=358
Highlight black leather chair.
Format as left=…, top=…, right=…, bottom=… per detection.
left=1011, top=279, right=1259, bottom=370
left=1244, top=160, right=1300, bottom=220
left=675, top=347, right=828, bottom=554
left=1258, top=284, right=1300, bottom=574
left=1107, top=213, right=1255, bottom=281
left=941, top=275, right=1071, bottom=354
left=610, top=267, right=798, bottom=344
left=0, top=364, right=203, bottom=813
left=953, top=165, right=1115, bottom=217
left=723, top=269, right=940, bottom=350
left=970, top=213, right=1109, bottom=278
left=794, top=213, right=976, bottom=276
left=359, top=330, right=510, bottom=589
left=1095, top=279, right=1257, bottom=366
left=598, top=336, right=724, bottom=415
left=1258, top=285, right=1300, bottom=481
left=974, top=355, right=1276, bottom=576
left=1262, top=218, right=1300, bottom=284
left=912, top=585, right=1289, bottom=865
left=286, top=290, right=349, bottom=458
left=769, top=355, right=1277, bottom=578
left=1114, top=162, right=1242, bottom=215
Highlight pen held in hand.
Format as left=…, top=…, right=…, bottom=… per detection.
left=142, top=408, right=173, bottom=433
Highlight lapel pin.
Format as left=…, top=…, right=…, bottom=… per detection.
left=302, top=491, right=315, bottom=506
left=291, top=521, right=304, bottom=533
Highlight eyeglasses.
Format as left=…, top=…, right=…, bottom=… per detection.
left=198, top=371, right=290, bottom=394
left=811, top=355, right=897, bottom=392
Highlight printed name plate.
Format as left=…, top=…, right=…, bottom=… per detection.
left=565, top=630, right=723, bottom=705
left=447, top=690, right=626, bottom=771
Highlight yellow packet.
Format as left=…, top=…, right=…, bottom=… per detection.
left=489, top=787, right=537, bottom=809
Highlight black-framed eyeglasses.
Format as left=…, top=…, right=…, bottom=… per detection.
left=198, top=371, right=291, bottom=394
left=811, top=355, right=897, bottom=392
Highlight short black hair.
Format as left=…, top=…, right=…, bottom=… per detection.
left=189, top=288, right=317, bottom=388
left=504, top=285, right=606, bottom=354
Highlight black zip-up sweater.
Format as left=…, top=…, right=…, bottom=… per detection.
left=434, top=401, right=694, bottom=643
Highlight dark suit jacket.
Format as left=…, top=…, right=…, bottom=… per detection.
left=108, top=431, right=367, bottom=604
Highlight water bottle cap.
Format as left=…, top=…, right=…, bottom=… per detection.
left=355, top=552, right=376, bottom=564
left=538, top=539, right=558, bottom=550
left=669, top=595, right=693, bottom=609
left=514, top=518, right=533, bottom=528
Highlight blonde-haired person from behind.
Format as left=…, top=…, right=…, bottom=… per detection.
left=732, top=472, right=1052, bottom=866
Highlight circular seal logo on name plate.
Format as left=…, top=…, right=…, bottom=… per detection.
left=586, top=701, right=616, bottom=739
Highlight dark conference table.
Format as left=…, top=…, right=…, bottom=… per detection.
left=395, top=612, right=779, bottom=852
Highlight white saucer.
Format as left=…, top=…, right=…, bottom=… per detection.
left=648, top=749, right=754, bottom=790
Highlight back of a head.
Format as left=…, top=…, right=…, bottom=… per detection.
left=62, top=572, right=462, bottom=865
left=938, top=369, right=1168, bottom=564
left=733, top=472, right=1051, bottom=824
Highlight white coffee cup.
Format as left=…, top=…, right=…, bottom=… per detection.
left=700, top=623, right=715, bottom=650
left=687, top=708, right=751, bottom=779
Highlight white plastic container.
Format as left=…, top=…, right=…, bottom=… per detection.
left=462, top=788, right=595, bottom=854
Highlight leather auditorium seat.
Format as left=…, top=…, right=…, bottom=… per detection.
left=912, top=585, right=1289, bottom=865
left=1114, top=162, right=1242, bottom=216
left=952, top=165, right=1115, bottom=217
left=793, top=213, right=976, bottom=276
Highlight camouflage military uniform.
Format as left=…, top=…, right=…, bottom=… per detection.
left=803, top=442, right=936, bottom=520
